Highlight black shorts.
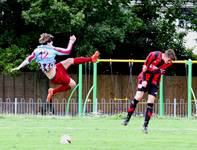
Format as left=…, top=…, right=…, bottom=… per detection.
left=137, top=80, right=158, bottom=97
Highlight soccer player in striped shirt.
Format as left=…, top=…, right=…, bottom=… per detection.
left=11, top=33, right=100, bottom=102
left=122, top=49, right=176, bottom=133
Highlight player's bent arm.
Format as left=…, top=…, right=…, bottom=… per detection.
left=144, top=52, right=155, bottom=69
left=54, top=35, right=76, bottom=55
left=11, top=52, right=35, bottom=72
left=148, top=63, right=172, bottom=75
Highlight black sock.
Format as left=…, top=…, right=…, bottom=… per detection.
left=144, top=103, right=154, bottom=127
left=126, top=99, right=139, bottom=120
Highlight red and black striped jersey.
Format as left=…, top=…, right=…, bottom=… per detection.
left=138, top=51, right=172, bottom=85
left=144, top=51, right=172, bottom=73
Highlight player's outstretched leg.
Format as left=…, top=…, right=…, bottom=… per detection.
left=91, top=51, right=100, bottom=62
left=122, top=99, right=139, bottom=126
left=73, top=51, right=100, bottom=65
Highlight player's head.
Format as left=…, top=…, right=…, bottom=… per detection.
left=39, top=33, right=54, bottom=45
left=163, top=49, right=176, bottom=64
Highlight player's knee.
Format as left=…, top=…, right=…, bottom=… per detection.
left=147, top=99, right=155, bottom=103
left=147, top=94, right=156, bottom=103
left=134, top=95, right=143, bottom=101
left=134, top=91, right=144, bottom=100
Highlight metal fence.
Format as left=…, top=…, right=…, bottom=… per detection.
left=0, top=98, right=197, bottom=117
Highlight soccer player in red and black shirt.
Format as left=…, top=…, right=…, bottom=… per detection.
left=122, top=49, right=176, bottom=133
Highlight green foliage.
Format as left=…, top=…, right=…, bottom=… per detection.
left=20, top=0, right=143, bottom=55
left=0, top=30, right=16, bottom=47
left=21, top=0, right=85, bottom=34
left=0, top=0, right=196, bottom=74
left=73, top=0, right=143, bottom=55
left=129, top=0, right=194, bottom=58
left=0, top=44, right=37, bottom=74
left=0, top=45, right=24, bottom=72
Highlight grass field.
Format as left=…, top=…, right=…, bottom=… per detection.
left=0, top=115, right=197, bottom=150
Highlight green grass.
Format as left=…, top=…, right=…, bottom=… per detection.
left=0, top=115, right=197, bottom=150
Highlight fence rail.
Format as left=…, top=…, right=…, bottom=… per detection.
left=0, top=98, right=196, bottom=117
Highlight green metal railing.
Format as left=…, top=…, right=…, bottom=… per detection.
left=71, top=59, right=197, bottom=117
left=66, top=83, right=79, bottom=115
left=159, top=75, right=164, bottom=116
left=94, top=59, right=197, bottom=117
left=83, top=85, right=94, bottom=115
left=93, top=62, right=98, bottom=113
left=78, top=64, right=83, bottom=116
left=187, top=59, right=192, bottom=117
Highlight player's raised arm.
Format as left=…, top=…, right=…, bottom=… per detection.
left=54, top=35, right=76, bottom=55
left=11, top=51, right=35, bottom=72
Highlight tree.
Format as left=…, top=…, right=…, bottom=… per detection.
left=0, top=0, right=39, bottom=73
left=0, top=0, right=22, bottom=47
left=19, top=0, right=143, bottom=55
left=0, top=0, right=196, bottom=74
left=125, top=0, right=195, bottom=59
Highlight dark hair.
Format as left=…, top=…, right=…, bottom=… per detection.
left=39, top=33, right=54, bottom=44
left=165, top=49, right=177, bottom=60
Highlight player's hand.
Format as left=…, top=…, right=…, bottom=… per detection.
left=142, top=80, right=147, bottom=87
left=149, top=64, right=158, bottom=70
left=70, top=35, right=76, bottom=43
left=151, top=69, right=165, bottom=74
left=142, top=65, right=147, bottom=72
left=11, top=67, right=20, bottom=72
left=160, top=69, right=166, bottom=74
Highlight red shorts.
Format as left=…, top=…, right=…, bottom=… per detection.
left=51, top=63, right=71, bottom=85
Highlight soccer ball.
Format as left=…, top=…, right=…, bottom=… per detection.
left=60, top=135, right=72, bottom=144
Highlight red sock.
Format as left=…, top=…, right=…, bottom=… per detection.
left=74, top=57, right=92, bottom=64
left=53, top=85, right=71, bottom=95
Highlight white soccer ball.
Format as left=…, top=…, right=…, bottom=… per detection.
left=60, top=135, right=72, bottom=144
